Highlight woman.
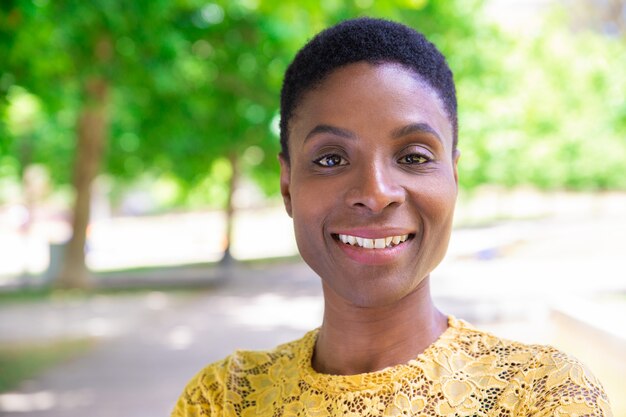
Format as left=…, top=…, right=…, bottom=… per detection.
left=172, top=18, right=612, bottom=417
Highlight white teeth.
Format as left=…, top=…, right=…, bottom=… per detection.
left=336, top=233, right=411, bottom=249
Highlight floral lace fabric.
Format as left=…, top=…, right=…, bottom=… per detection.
left=171, top=317, right=612, bottom=417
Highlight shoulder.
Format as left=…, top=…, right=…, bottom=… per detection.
left=521, top=346, right=612, bottom=416
left=446, top=318, right=612, bottom=416
left=169, top=356, right=229, bottom=417
left=448, top=317, right=557, bottom=360
left=170, top=331, right=313, bottom=417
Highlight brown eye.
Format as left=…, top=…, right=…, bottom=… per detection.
left=314, top=154, right=348, bottom=167
left=399, top=154, right=429, bottom=164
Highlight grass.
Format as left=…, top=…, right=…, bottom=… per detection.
left=0, top=285, right=204, bottom=305
left=0, top=287, right=53, bottom=304
left=0, top=338, right=94, bottom=393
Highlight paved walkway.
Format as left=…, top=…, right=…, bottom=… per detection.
left=0, top=215, right=625, bottom=416
left=0, top=262, right=323, bottom=416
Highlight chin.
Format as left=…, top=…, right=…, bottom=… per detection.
left=324, top=273, right=428, bottom=308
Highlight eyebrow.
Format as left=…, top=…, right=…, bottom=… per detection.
left=391, top=122, right=442, bottom=144
left=304, top=124, right=355, bottom=142
left=303, top=122, right=443, bottom=144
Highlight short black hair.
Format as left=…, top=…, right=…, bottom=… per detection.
left=279, top=17, right=458, bottom=160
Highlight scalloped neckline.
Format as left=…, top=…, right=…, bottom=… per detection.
left=298, top=316, right=467, bottom=392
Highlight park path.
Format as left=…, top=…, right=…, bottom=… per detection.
left=0, top=262, right=324, bottom=416
left=1, top=215, right=625, bottom=416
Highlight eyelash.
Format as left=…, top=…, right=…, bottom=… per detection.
left=313, top=152, right=432, bottom=168
left=398, top=153, right=431, bottom=165
left=313, top=154, right=348, bottom=167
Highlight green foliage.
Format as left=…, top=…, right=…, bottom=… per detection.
left=457, top=12, right=626, bottom=190
left=1, top=0, right=625, bottom=210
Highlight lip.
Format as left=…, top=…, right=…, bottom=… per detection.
left=330, top=228, right=414, bottom=239
left=330, top=229, right=416, bottom=265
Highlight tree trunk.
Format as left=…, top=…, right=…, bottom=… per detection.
left=18, top=135, right=34, bottom=280
left=55, top=78, right=109, bottom=289
left=220, top=153, right=239, bottom=266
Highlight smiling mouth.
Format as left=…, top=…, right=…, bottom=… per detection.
left=332, top=233, right=413, bottom=249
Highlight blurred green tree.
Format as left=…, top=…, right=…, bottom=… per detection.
left=1, top=0, right=286, bottom=286
left=1, top=0, right=496, bottom=287
left=2, top=1, right=196, bottom=287
left=456, top=5, right=626, bottom=190
left=2, top=0, right=624, bottom=289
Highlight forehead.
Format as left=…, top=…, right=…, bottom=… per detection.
left=290, top=62, right=454, bottom=152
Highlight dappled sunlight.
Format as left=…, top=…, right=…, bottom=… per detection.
left=0, top=291, right=178, bottom=344
left=86, top=211, right=228, bottom=270
left=0, top=391, right=56, bottom=413
left=231, top=208, right=298, bottom=260
left=167, top=325, right=194, bottom=351
left=0, top=205, right=298, bottom=279
left=224, top=293, right=323, bottom=331
left=145, top=291, right=170, bottom=311
left=0, top=389, right=94, bottom=413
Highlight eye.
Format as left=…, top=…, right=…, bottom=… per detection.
left=314, top=154, right=348, bottom=167
left=398, top=153, right=430, bottom=165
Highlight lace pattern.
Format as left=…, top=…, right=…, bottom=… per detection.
left=172, top=317, right=612, bottom=417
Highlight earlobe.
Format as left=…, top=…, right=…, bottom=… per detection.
left=278, top=154, right=293, bottom=218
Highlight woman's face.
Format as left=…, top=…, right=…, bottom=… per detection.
left=280, top=62, right=459, bottom=307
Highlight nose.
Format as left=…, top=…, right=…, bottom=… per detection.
left=345, top=162, right=405, bottom=213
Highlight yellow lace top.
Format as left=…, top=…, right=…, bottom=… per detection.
left=171, top=317, right=612, bottom=417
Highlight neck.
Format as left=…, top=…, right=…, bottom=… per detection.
left=313, top=277, right=447, bottom=375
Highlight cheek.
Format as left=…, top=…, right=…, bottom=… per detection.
left=290, top=200, right=330, bottom=275
left=290, top=184, right=326, bottom=235
left=289, top=170, right=340, bottom=218
left=409, top=177, right=457, bottom=275
left=289, top=177, right=341, bottom=262
left=416, top=177, right=458, bottom=227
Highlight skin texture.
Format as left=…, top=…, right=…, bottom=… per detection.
left=279, top=62, right=460, bottom=375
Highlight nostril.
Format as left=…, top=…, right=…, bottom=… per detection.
left=344, top=168, right=405, bottom=212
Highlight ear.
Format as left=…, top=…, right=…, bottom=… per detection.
left=452, top=149, right=461, bottom=188
left=278, top=153, right=293, bottom=218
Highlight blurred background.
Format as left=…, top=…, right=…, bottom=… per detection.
left=0, top=0, right=625, bottom=416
